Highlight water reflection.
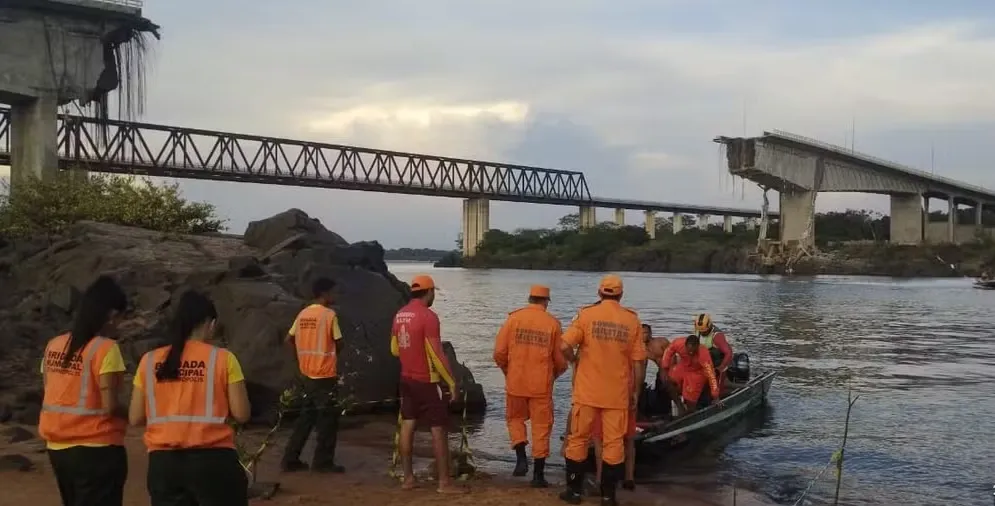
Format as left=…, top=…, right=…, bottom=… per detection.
left=390, top=264, right=995, bottom=506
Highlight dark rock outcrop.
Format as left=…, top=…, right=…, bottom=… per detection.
left=0, top=210, right=486, bottom=423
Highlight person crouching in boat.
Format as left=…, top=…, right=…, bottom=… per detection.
left=492, top=284, right=568, bottom=487
left=129, top=290, right=252, bottom=506
left=693, top=313, right=733, bottom=393
left=661, top=334, right=722, bottom=414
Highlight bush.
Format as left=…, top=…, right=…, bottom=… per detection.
left=0, top=174, right=226, bottom=238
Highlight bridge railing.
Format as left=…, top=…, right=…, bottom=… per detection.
left=0, top=107, right=593, bottom=203
left=768, top=130, right=995, bottom=197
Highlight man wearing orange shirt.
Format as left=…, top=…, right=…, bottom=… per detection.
left=661, top=334, right=721, bottom=414
left=390, top=275, right=465, bottom=494
left=493, top=284, right=567, bottom=488
left=558, top=275, right=646, bottom=506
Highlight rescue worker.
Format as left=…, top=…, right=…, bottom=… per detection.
left=282, top=277, right=347, bottom=473
left=492, top=284, right=567, bottom=487
left=129, top=290, right=252, bottom=506
left=661, top=334, right=721, bottom=414
left=39, top=276, right=129, bottom=506
left=693, top=313, right=733, bottom=392
left=390, top=275, right=466, bottom=494
left=558, top=274, right=646, bottom=506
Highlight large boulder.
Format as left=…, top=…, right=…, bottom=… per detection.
left=0, top=211, right=487, bottom=423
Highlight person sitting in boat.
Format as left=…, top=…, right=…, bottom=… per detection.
left=982, top=269, right=992, bottom=281
left=693, top=313, right=733, bottom=391
left=661, top=334, right=722, bottom=415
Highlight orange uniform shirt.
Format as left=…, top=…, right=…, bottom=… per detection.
left=289, top=304, right=343, bottom=379
left=562, top=300, right=647, bottom=410
left=663, top=336, right=720, bottom=398
left=390, top=299, right=455, bottom=388
left=134, top=340, right=243, bottom=451
left=38, top=334, right=127, bottom=448
left=493, top=303, right=567, bottom=398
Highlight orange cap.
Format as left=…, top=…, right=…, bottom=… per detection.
left=598, top=274, right=623, bottom=296
left=409, top=274, right=436, bottom=292
left=529, top=284, right=551, bottom=299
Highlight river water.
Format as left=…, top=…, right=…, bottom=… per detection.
left=388, top=263, right=994, bottom=506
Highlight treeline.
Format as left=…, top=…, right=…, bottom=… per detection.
left=383, top=247, right=452, bottom=261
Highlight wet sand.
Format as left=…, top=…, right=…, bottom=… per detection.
left=0, top=416, right=769, bottom=506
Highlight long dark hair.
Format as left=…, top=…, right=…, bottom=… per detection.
left=156, top=290, right=217, bottom=382
left=61, top=276, right=127, bottom=368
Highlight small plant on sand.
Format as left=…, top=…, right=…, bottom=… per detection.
left=0, top=173, right=225, bottom=238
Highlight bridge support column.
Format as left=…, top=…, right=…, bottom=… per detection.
left=672, top=214, right=684, bottom=234
left=579, top=206, right=597, bottom=229
left=461, top=198, right=490, bottom=257
left=9, top=96, right=59, bottom=189
left=723, top=215, right=733, bottom=233
left=697, top=214, right=710, bottom=229
left=975, top=202, right=984, bottom=228
left=644, top=211, right=656, bottom=239
left=614, top=208, right=625, bottom=227
left=779, top=191, right=816, bottom=249
left=889, top=193, right=924, bottom=244
left=746, top=218, right=757, bottom=230
left=947, top=197, right=957, bottom=243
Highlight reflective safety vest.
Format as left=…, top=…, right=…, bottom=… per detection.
left=38, top=334, right=126, bottom=446
left=294, top=305, right=339, bottom=379
left=142, top=341, right=234, bottom=451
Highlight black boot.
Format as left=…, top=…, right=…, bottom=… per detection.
left=558, top=458, right=584, bottom=505
left=530, top=458, right=549, bottom=488
left=512, top=442, right=529, bottom=477
left=599, top=462, right=622, bottom=506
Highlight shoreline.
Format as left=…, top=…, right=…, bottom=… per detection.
left=0, top=415, right=772, bottom=506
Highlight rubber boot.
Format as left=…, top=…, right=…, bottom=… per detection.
left=530, top=458, right=549, bottom=488
left=600, top=462, right=622, bottom=506
left=512, top=442, right=529, bottom=477
left=558, top=458, right=584, bottom=505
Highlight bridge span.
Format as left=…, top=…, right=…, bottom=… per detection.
left=0, top=107, right=774, bottom=255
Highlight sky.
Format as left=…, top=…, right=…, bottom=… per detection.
left=4, top=0, right=995, bottom=248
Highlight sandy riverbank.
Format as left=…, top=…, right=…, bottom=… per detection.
left=0, top=415, right=772, bottom=506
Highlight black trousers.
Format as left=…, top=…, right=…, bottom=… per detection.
left=49, top=444, right=128, bottom=506
left=282, top=376, right=341, bottom=467
left=147, top=448, right=248, bottom=506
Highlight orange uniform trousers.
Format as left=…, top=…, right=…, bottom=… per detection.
left=668, top=363, right=708, bottom=404
left=506, top=394, right=553, bottom=458
left=563, top=403, right=627, bottom=465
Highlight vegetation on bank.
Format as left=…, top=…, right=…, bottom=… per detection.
left=384, top=247, right=451, bottom=262
left=0, top=174, right=225, bottom=239
left=435, top=210, right=995, bottom=276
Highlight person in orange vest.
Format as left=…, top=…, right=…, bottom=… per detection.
left=128, top=290, right=252, bottom=505
left=281, top=277, right=347, bottom=473
left=390, top=274, right=465, bottom=494
left=492, top=284, right=567, bottom=487
left=39, top=275, right=129, bottom=506
left=660, top=334, right=722, bottom=414
left=558, top=274, right=646, bottom=506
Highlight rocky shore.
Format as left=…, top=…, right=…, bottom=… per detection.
left=0, top=209, right=486, bottom=425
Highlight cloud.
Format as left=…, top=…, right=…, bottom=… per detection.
left=6, top=2, right=995, bottom=247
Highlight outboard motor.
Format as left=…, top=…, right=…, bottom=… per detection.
left=727, top=352, right=750, bottom=383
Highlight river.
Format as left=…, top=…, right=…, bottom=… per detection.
left=387, top=263, right=994, bottom=506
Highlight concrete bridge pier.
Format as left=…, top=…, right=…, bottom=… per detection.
left=975, top=202, right=984, bottom=229
left=644, top=211, right=656, bottom=239
left=947, top=197, right=957, bottom=243
left=723, top=215, right=733, bottom=233
left=889, top=193, right=925, bottom=245
left=779, top=190, right=816, bottom=249
left=9, top=96, right=59, bottom=187
left=697, top=214, right=710, bottom=229
left=613, top=208, right=625, bottom=227
left=579, top=206, right=597, bottom=229
left=461, top=198, right=490, bottom=257
left=673, top=214, right=684, bottom=233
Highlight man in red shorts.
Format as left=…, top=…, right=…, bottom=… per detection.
left=390, top=274, right=465, bottom=494
left=661, top=334, right=721, bottom=414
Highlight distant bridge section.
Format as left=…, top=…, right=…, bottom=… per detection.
left=0, top=107, right=771, bottom=255
left=716, top=131, right=995, bottom=246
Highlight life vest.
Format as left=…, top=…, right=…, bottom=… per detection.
left=38, top=335, right=126, bottom=446
left=142, top=341, right=234, bottom=451
left=294, top=305, right=339, bottom=379
left=698, top=330, right=716, bottom=349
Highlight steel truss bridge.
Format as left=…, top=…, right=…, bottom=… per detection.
left=0, top=107, right=774, bottom=219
